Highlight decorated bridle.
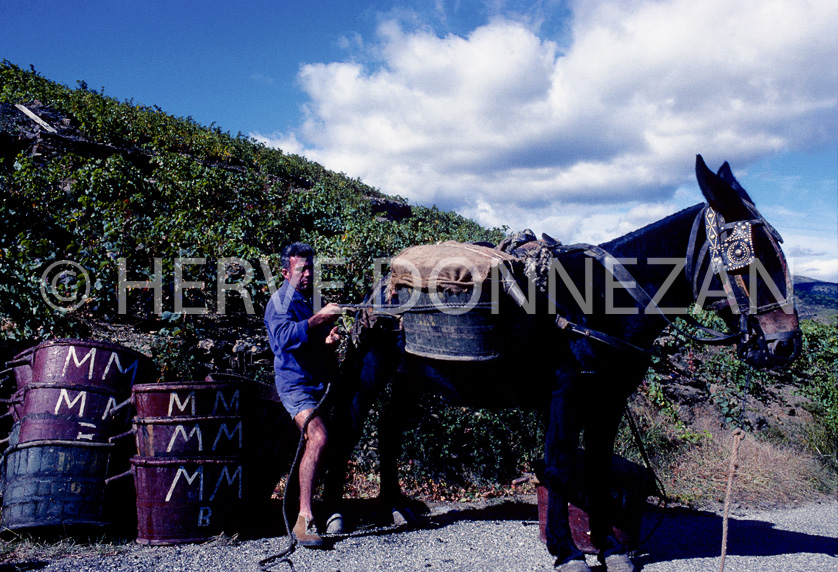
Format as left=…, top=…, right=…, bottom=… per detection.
left=688, top=201, right=799, bottom=363
left=688, top=203, right=793, bottom=312
left=553, top=201, right=799, bottom=361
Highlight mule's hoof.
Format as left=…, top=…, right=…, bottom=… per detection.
left=325, top=512, right=345, bottom=535
left=554, top=558, right=591, bottom=572
left=602, top=553, right=635, bottom=572
left=391, top=506, right=416, bottom=526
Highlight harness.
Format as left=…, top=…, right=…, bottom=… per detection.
left=342, top=202, right=798, bottom=358
left=547, top=202, right=797, bottom=356
left=686, top=204, right=798, bottom=351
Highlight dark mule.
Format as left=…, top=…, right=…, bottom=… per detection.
left=331, top=156, right=801, bottom=571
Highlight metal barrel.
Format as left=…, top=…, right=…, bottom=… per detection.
left=396, top=286, right=534, bottom=361
left=0, top=440, right=115, bottom=533
left=132, top=456, right=247, bottom=545
left=11, top=382, right=132, bottom=445
left=129, top=378, right=246, bottom=545
left=1, top=339, right=154, bottom=446
left=398, top=287, right=501, bottom=361
left=535, top=454, right=652, bottom=553
left=127, top=375, right=297, bottom=543
left=132, top=381, right=246, bottom=418
left=133, top=416, right=244, bottom=458
left=22, top=339, right=156, bottom=391
left=0, top=340, right=156, bottom=536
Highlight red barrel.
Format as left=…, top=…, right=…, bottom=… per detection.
left=132, top=456, right=247, bottom=545
left=0, top=339, right=156, bottom=536
left=134, top=416, right=244, bottom=458
left=132, top=381, right=246, bottom=418
left=122, top=374, right=300, bottom=544
left=4, top=340, right=156, bottom=393
left=23, top=339, right=156, bottom=391
left=11, top=382, right=131, bottom=444
left=535, top=454, right=652, bottom=553
left=128, top=377, right=249, bottom=545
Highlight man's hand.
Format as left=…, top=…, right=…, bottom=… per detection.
left=308, top=302, right=343, bottom=330
left=324, top=326, right=341, bottom=346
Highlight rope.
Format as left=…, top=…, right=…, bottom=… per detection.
left=718, top=427, right=745, bottom=572
left=259, top=380, right=333, bottom=572
left=718, top=367, right=751, bottom=572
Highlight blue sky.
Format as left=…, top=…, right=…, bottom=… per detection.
left=2, top=0, right=836, bottom=282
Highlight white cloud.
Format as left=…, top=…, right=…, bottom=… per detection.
left=789, top=257, right=838, bottom=284
left=253, top=0, right=837, bottom=254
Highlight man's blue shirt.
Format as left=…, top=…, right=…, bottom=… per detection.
left=264, top=282, right=334, bottom=395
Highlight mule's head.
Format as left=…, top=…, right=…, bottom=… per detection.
left=695, top=155, right=801, bottom=369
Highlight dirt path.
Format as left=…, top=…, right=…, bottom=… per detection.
left=12, top=497, right=835, bottom=572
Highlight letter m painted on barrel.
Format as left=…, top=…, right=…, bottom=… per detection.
left=212, top=422, right=243, bottom=451
left=102, top=352, right=140, bottom=384
left=212, top=390, right=240, bottom=414
left=168, top=391, right=197, bottom=416
left=166, top=466, right=204, bottom=501
left=54, top=389, right=87, bottom=416
left=210, top=465, right=242, bottom=500
left=167, top=424, right=204, bottom=452
left=62, top=347, right=96, bottom=379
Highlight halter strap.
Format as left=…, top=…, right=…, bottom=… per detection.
left=581, top=244, right=743, bottom=346
left=554, top=203, right=795, bottom=353
left=692, top=205, right=794, bottom=317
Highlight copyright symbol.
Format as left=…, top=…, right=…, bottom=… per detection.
left=40, top=260, right=91, bottom=312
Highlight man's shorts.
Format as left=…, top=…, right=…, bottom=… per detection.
left=279, top=387, right=325, bottom=419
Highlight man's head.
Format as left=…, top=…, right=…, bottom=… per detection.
left=281, top=242, right=315, bottom=296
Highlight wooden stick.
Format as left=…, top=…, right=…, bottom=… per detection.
left=718, top=428, right=745, bottom=572
left=15, top=104, right=57, bottom=133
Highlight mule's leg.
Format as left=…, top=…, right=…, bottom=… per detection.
left=583, top=397, right=635, bottom=572
left=377, top=381, right=419, bottom=508
left=322, top=341, right=392, bottom=510
left=543, top=379, right=588, bottom=569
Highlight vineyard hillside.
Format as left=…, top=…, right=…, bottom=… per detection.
left=1, top=61, right=835, bottom=507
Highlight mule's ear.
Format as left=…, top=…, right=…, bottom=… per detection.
left=696, top=154, right=725, bottom=210
left=718, top=159, right=783, bottom=242
left=695, top=154, right=749, bottom=218
left=717, top=161, right=755, bottom=204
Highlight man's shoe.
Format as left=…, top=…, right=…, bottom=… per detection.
left=292, top=514, right=324, bottom=548
left=325, top=512, right=345, bottom=534
left=601, top=553, right=635, bottom=572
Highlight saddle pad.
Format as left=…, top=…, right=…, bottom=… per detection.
left=390, top=241, right=518, bottom=294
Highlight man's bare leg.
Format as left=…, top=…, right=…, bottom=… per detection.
left=294, top=408, right=327, bottom=520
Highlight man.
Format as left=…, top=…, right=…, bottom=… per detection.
left=265, top=242, right=344, bottom=548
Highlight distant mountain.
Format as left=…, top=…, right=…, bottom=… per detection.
left=794, top=276, right=838, bottom=321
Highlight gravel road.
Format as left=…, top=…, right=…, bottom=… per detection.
left=12, top=497, right=837, bottom=572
